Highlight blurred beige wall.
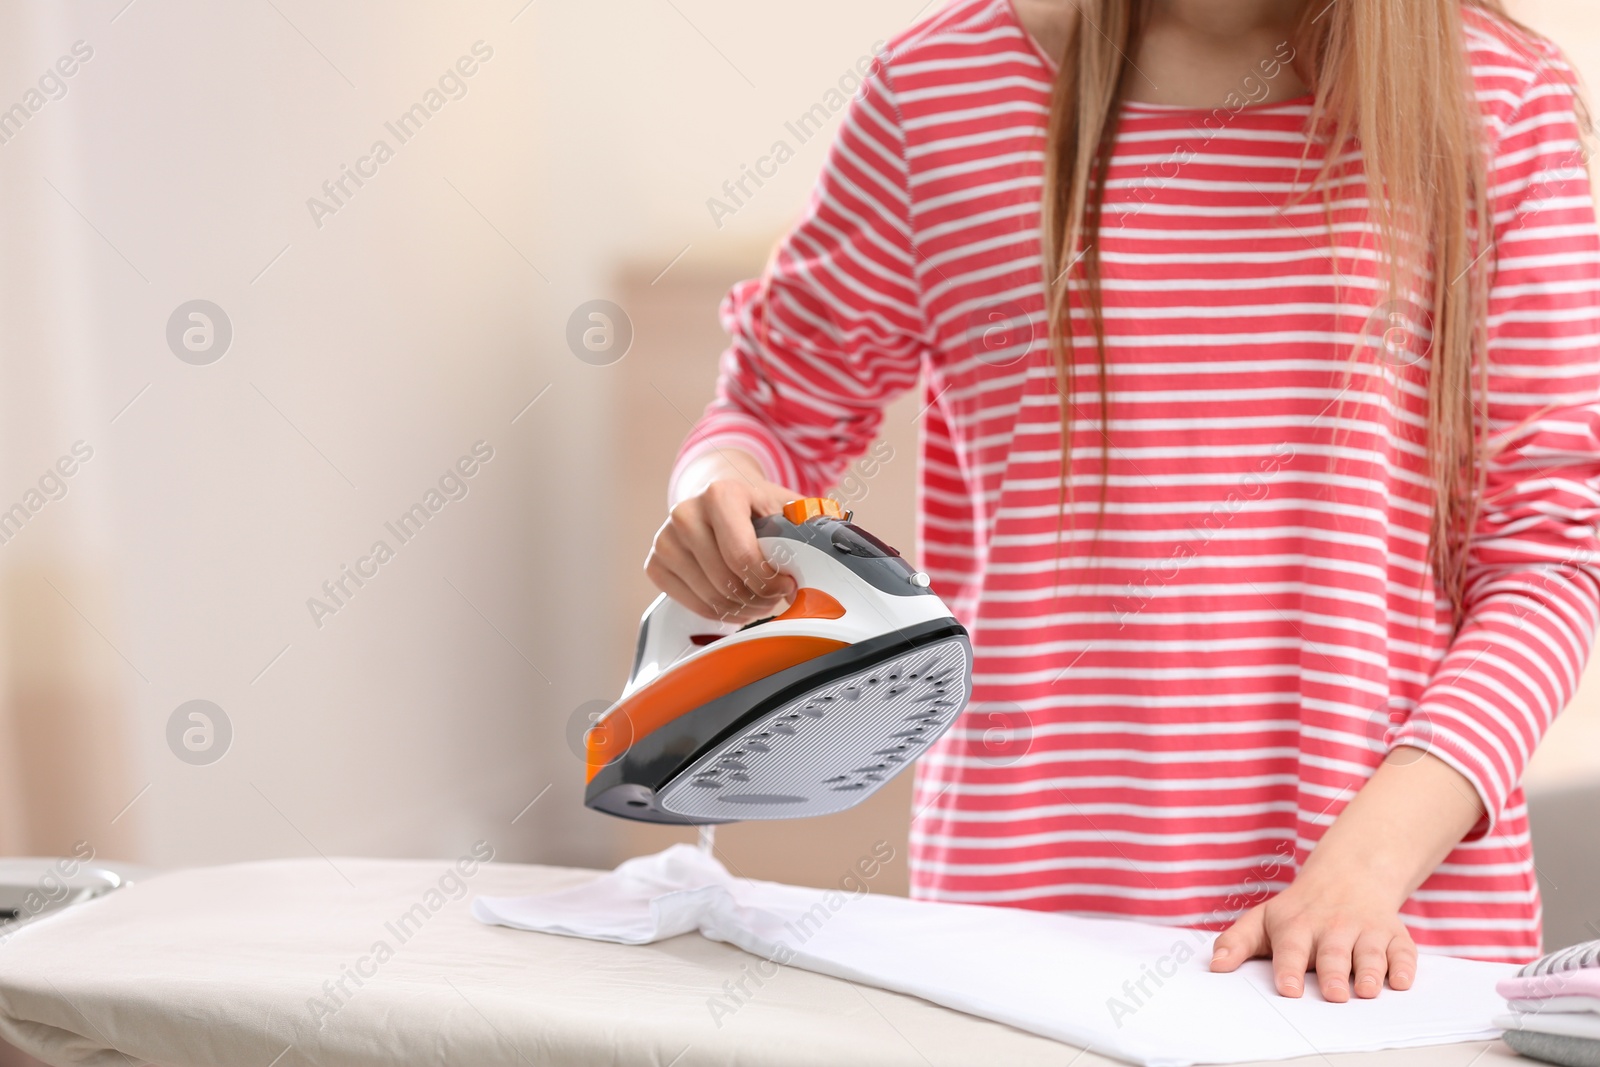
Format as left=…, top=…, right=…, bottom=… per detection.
left=0, top=0, right=1594, bottom=896
left=0, top=0, right=617, bottom=871
left=0, top=0, right=917, bottom=878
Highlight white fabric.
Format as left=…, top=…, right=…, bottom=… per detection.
left=1497, top=1012, right=1600, bottom=1040
left=1508, top=996, right=1600, bottom=1015
left=473, top=845, right=1516, bottom=1067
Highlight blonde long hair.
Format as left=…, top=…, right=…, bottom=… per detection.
left=1040, top=1, right=1569, bottom=622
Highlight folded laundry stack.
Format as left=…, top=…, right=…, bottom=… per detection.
left=1497, top=940, right=1600, bottom=1067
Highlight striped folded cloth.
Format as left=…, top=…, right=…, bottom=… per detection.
left=1523, top=943, right=1600, bottom=979
left=1496, top=940, right=1600, bottom=1067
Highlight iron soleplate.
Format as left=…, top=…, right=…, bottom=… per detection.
left=654, top=635, right=971, bottom=821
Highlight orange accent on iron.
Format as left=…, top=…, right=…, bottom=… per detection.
left=774, top=587, right=845, bottom=622
left=781, top=497, right=844, bottom=524
left=585, top=635, right=846, bottom=781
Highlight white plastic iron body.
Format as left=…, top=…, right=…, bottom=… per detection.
left=624, top=533, right=958, bottom=700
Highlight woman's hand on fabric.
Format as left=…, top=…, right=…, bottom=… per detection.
left=648, top=451, right=800, bottom=622
left=1209, top=872, right=1417, bottom=1001
left=1209, top=748, right=1481, bottom=1000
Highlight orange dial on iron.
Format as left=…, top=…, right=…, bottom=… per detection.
left=782, top=497, right=844, bottom=524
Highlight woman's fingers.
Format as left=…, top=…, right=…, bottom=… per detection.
left=703, top=484, right=794, bottom=601
left=1270, top=923, right=1313, bottom=997
left=646, top=479, right=802, bottom=620
left=651, top=523, right=750, bottom=620
left=1210, top=906, right=1267, bottom=972
left=1315, top=928, right=1359, bottom=1003
left=678, top=513, right=772, bottom=619
left=1351, top=930, right=1390, bottom=999
left=643, top=553, right=720, bottom=620
left=1212, top=902, right=1417, bottom=1003
left=1387, top=931, right=1418, bottom=991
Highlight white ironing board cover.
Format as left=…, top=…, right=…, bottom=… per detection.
left=0, top=854, right=1519, bottom=1067
left=473, top=845, right=1515, bottom=1067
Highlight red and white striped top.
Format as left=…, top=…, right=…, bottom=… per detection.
left=674, top=0, right=1600, bottom=961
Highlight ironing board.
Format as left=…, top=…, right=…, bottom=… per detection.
left=0, top=857, right=1524, bottom=1067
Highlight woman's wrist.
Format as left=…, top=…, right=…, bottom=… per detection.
left=1294, top=836, right=1413, bottom=911
left=1294, top=746, right=1485, bottom=909
left=671, top=449, right=770, bottom=508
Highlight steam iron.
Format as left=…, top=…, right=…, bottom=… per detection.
left=585, top=497, right=974, bottom=825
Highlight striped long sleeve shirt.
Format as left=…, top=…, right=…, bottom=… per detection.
left=672, top=0, right=1600, bottom=961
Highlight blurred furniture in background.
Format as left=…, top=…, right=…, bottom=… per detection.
left=0, top=568, right=140, bottom=862
left=1527, top=779, right=1600, bottom=951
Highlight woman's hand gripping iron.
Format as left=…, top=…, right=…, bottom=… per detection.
left=585, top=498, right=974, bottom=824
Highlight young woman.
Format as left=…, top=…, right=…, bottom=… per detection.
left=648, top=0, right=1600, bottom=1001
